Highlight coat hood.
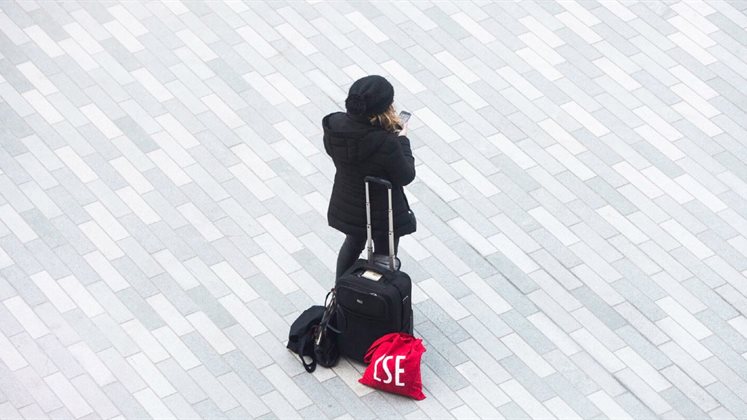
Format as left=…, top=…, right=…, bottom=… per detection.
left=323, top=112, right=386, bottom=163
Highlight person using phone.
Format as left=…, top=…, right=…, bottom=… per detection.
left=322, top=75, right=417, bottom=279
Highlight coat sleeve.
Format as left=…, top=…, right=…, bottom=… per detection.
left=386, top=135, right=416, bottom=186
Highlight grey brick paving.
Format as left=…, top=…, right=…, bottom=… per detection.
left=1, top=0, right=747, bottom=418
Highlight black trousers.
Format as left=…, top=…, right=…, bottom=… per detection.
left=336, top=234, right=400, bottom=279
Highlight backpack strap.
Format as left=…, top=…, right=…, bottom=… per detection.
left=298, top=332, right=317, bottom=373
left=320, top=289, right=340, bottom=335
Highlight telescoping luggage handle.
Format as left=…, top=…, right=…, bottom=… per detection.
left=364, top=176, right=396, bottom=271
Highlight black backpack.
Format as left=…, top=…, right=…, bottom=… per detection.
left=287, top=291, right=339, bottom=372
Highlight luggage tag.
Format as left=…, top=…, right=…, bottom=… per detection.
left=361, top=270, right=383, bottom=281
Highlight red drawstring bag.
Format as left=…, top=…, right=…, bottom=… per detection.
left=358, top=332, right=426, bottom=400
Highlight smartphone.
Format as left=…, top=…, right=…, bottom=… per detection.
left=398, top=110, right=411, bottom=124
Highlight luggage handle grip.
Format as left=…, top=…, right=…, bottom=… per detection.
left=364, top=176, right=391, bottom=189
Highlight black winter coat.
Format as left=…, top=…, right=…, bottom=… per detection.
left=323, top=112, right=416, bottom=238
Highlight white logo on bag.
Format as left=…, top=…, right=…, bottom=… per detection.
left=373, top=354, right=405, bottom=386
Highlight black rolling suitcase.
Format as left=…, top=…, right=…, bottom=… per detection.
left=335, top=176, right=413, bottom=363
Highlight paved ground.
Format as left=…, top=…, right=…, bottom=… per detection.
left=1, top=0, right=747, bottom=419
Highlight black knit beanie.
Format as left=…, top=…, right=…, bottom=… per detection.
left=345, top=75, right=394, bottom=116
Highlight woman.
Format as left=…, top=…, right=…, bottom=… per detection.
left=322, top=75, right=417, bottom=279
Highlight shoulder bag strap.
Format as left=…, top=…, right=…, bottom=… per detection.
left=298, top=332, right=316, bottom=373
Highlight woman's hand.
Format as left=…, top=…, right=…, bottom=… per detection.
left=398, top=122, right=408, bottom=137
